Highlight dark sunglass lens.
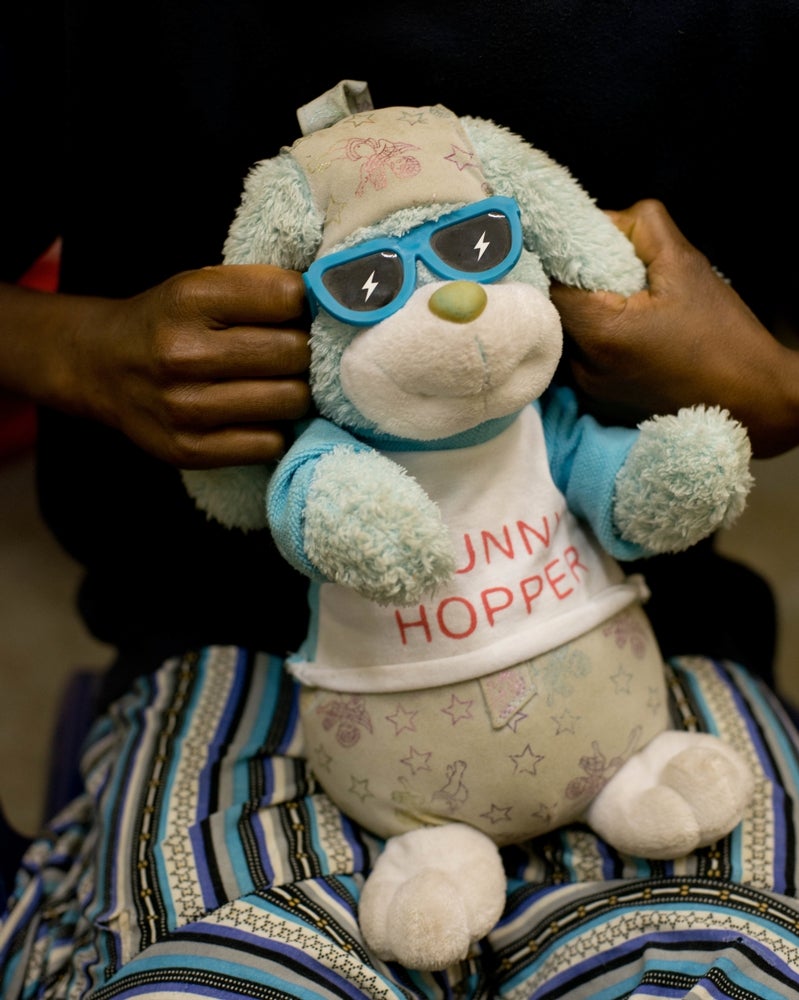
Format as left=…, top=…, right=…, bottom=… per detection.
left=321, top=251, right=404, bottom=313
left=430, top=210, right=513, bottom=273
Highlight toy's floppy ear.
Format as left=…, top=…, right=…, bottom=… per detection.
left=182, top=155, right=322, bottom=532
left=462, top=116, right=646, bottom=296
left=222, top=152, right=322, bottom=269
left=181, top=464, right=273, bottom=532
left=222, top=79, right=373, bottom=270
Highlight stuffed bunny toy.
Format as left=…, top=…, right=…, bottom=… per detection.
left=183, top=80, right=755, bottom=971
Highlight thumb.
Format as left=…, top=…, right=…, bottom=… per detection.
left=550, top=283, right=630, bottom=340
left=605, top=199, right=692, bottom=271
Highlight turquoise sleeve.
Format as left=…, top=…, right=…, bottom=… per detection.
left=266, top=418, right=372, bottom=578
left=540, top=385, right=648, bottom=561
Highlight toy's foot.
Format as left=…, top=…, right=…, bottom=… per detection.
left=586, top=731, right=754, bottom=860
left=359, top=824, right=506, bottom=970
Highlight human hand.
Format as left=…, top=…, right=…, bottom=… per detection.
left=551, top=199, right=799, bottom=458
left=66, top=264, right=311, bottom=467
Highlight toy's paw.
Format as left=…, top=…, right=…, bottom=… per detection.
left=586, top=731, right=754, bottom=860
left=359, top=825, right=506, bottom=970
left=614, top=405, right=753, bottom=553
left=304, top=447, right=455, bottom=605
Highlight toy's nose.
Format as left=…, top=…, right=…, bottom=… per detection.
left=428, top=281, right=488, bottom=323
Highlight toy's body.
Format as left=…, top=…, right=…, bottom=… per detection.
left=276, top=399, right=670, bottom=847
left=184, top=81, right=755, bottom=970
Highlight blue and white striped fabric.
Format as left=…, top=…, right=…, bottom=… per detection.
left=2, top=647, right=799, bottom=998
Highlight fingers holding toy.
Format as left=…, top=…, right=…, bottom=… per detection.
left=185, top=264, right=311, bottom=376
left=601, top=198, right=696, bottom=271
left=90, top=263, right=312, bottom=468
left=552, top=199, right=799, bottom=458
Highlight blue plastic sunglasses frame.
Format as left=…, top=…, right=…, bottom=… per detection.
left=303, top=195, right=523, bottom=326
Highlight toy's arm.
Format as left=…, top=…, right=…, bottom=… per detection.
left=267, top=419, right=455, bottom=605
left=463, top=116, right=646, bottom=296
left=543, top=386, right=753, bottom=557
left=541, top=387, right=644, bottom=558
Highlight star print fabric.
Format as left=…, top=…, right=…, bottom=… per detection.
left=290, top=102, right=490, bottom=256
left=301, top=604, right=669, bottom=843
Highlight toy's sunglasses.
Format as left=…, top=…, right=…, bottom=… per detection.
left=303, top=195, right=523, bottom=326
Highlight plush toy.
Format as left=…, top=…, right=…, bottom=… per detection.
left=183, top=80, right=756, bottom=971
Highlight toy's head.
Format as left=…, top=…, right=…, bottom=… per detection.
left=185, top=81, right=647, bottom=531
left=223, top=80, right=646, bottom=444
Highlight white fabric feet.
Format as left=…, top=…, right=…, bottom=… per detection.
left=359, top=823, right=506, bottom=970
left=585, top=730, right=754, bottom=859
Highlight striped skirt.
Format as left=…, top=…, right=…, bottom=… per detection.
left=2, top=647, right=799, bottom=998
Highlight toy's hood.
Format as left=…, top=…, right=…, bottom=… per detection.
left=289, top=80, right=490, bottom=255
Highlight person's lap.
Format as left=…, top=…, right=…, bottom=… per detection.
left=2, top=646, right=799, bottom=999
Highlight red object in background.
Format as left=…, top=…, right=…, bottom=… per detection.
left=20, top=239, right=61, bottom=294
left=0, top=396, right=38, bottom=462
left=0, top=240, right=62, bottom=462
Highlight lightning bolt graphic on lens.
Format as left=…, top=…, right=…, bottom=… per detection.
left=474, top=231, right=490, bottom=260
left=362, top=270, right=379, bottom=302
